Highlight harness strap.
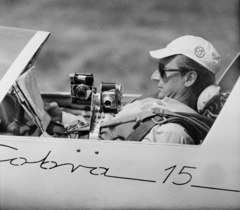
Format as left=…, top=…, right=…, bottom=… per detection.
left=127, top=116, right=163, bottom=141
left=152, top=108, right=211, bottom=132
left=126, top=109, right=210, bottom=143
left=165, top=117, right=204, bottom=144
left=126, top=115, right=206, bottom=144
left=100, top=107, right=212, bottom=144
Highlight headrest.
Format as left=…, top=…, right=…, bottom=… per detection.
left=197, top=84, right=221, bottom=113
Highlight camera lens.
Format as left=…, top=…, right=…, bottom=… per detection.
left=76, top=84, right=90, bottom=100
left=102, top=94, right=115, bottom=108
left=104, top=99, right=112, bottom=107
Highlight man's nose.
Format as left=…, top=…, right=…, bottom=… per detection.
left=151, top=70, right=160, bottom=81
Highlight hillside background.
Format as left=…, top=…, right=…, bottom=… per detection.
left=0, top=0, right=239, bottom=94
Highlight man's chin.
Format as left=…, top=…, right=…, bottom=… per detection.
left=157, top=92, right=165, bottom=99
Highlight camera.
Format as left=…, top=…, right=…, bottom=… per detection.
left=69, top=73, right=96, bottom=104
left=67, top=74, right=123, bottom=139
left=100, top=82, right=122, bottom=113
left=69, top=73, right=97, bottom=138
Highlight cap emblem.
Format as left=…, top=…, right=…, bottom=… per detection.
left=194, top=46, right=205, bottom=58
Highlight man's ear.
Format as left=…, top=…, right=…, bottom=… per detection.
left=184, top=71, right=197, bottom=87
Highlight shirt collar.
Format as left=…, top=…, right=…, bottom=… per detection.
left=161, top=97, right=198, bottom=114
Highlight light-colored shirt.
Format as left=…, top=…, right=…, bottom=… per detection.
left=110, top=97, right=197, bottom=144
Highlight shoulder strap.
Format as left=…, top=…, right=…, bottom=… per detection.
left=127, top=115, right=162, bottom=141
left=100, top=107, right=212, bottom=144
left=127, top=108, right=212, bottom=144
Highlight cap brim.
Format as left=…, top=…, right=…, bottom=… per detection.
left=149, top=48, right=178, bottom=61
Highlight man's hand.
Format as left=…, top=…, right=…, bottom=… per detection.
left=44, top=102, right=62, bottom=122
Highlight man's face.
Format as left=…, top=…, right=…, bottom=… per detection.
left=151, top=56, right=186, bottom=100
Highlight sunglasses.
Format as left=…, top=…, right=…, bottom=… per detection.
left=158, top=63, right=185, bottom=78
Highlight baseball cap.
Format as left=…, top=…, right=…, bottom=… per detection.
left=149, top=35, right=221, bottom=75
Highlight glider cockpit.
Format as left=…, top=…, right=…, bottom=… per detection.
left=0, top=26, right=239, bottom=210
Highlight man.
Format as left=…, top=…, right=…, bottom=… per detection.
left=45, top=35, right=221, bottom=144
left=99, top=35, right=221, bottom=144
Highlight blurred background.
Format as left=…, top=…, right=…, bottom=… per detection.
left=0, top=0, right=239, bottom=94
